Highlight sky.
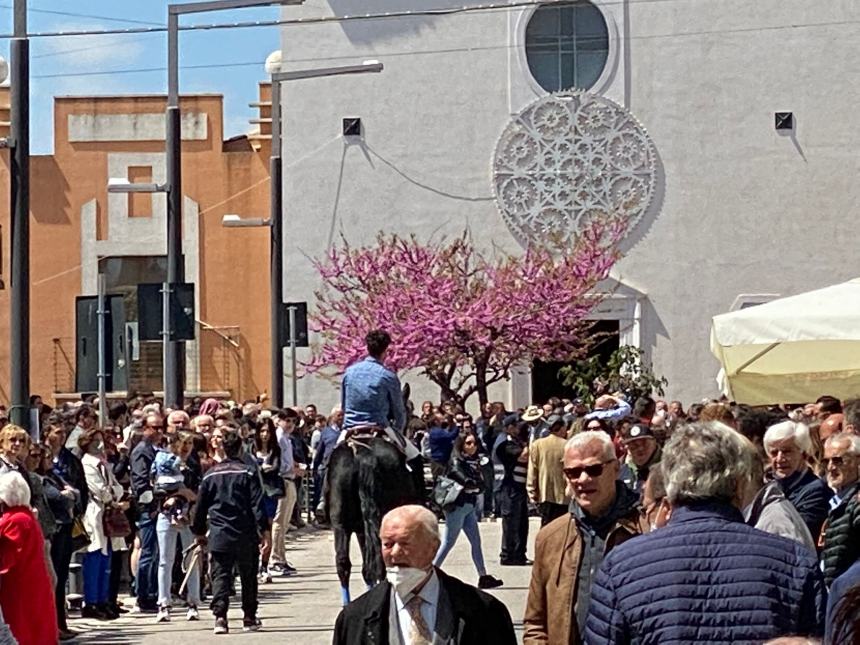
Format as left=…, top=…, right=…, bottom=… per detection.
left=0, top=1, right=286, bottom=154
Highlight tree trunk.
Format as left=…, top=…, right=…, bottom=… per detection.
left=475, top=359, right=489, bottom=411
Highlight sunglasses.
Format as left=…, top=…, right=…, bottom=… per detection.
left=563, top=460, right=615, bottom=480
left=586, top=424, right=603, bottom=430
left=148, top=425, right=164, bottom=430
left=824, top=457, right=848, bottom=467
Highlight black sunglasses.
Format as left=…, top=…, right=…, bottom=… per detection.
left=823, top=457, right=846, bottom=467
left=563, top=460, right=614, bottom=480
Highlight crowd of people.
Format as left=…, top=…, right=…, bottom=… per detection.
left=0, top=379, right=858, bottom=642
left=0, top=394, right=338, bottom=641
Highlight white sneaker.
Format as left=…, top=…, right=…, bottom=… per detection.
left=156, top=606, right=170, bottom=623
left=186, top=606, right=199, bottom=621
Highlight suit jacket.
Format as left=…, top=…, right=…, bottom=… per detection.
left=332, top=568, right=516, bottom=645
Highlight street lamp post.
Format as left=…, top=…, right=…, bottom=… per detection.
left=165, top=0, right=303, bottom=408
left=224, top=57, right=383, bottom=409
left=9, top=0, right=29, bottom=428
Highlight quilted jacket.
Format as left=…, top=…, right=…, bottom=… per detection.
left=584, top=501, right=826, bottom=644
left=822, top=482, right=860, bottom=586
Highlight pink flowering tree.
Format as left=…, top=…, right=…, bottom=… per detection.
left=306, top=220, right=626, bottom=408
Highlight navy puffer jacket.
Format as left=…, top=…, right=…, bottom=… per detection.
left=584, top=502, right=826, bottom=644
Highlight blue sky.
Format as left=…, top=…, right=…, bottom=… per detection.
left=0, top=1, right=285, bottom=154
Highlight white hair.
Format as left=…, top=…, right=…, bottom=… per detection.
left=763, top=420, right=813, bottom=455
left=0, top=471, right=31, bottom=508
left=565, top=430, right=615, bottom=462
left=825, top=432, right=860, bottom=456
left=662, top=421, right=757, bottom=506
left=382, top=504, right=439, bottom=543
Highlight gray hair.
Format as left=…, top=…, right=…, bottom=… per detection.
left=763, top=420, right=813, bottom=455
left=565, top=430, right=615, bottom=461
left=0, top=471, right=31, bottom=508
left=382, top=504, right=439, bottom=543
left=825, top=432, right=860, bottom=456
left=662, top=422, right=757, bottom=506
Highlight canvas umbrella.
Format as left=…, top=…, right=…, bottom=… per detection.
left=711, top=278, right=860, bottom=405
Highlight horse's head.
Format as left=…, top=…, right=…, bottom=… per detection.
left=402, top=383, right=414, bottom=417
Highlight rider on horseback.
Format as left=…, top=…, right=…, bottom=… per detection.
left=340, top=330, right=420, bottom=462
left=316, top=330, right=423, bottom=522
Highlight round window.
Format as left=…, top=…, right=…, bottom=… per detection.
left=525, top=1, right=609, bottom=93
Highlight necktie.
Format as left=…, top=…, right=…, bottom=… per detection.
left=406, top=595, right=432, bottom=644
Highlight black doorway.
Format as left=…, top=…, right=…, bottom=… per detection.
left=531, top=319, right=620, bottom=404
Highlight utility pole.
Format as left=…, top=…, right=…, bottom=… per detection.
left=164, top=11, right=184, bottom=409
left=9, top=0, right=29, bottom=428
left=269, top=77, right=284, bottom=408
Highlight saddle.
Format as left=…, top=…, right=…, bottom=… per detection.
left=344, top=424, right=413, bottom=461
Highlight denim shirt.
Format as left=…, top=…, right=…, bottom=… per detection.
left=341, top=356, right=406, bottom=431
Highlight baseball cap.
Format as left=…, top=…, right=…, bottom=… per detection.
left=621, top=424, right=655, bottom=444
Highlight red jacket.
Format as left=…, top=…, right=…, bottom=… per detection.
left=0, top=506, right=58, bottom=645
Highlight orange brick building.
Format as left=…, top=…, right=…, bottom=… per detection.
left=0, top=82, right=280, bottom=404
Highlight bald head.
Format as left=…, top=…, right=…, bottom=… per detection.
left=380, top=505, right=439, bottom=571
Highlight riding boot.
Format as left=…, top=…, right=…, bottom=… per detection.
left=407, top=456, right=426, bottom=502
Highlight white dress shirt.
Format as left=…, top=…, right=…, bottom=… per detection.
left=390, top=570, right=440, bottom=645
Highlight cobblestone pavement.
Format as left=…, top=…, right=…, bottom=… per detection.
left=72, top=517, right=540, bottom=643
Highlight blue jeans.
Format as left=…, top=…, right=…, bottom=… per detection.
left=136, top=512, right=159, bottom=607
left=156, top=513, right=200, bottom=608
left=433, top=503, right=486, bottom=576
left=83, top=544, right=112, bottom=605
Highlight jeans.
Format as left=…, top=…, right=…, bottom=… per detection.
left=433, top=503, right=487, bottom=576
left=270, top=478, right=297, bottom=565
left=136, top=512, right=159, bottom=607
left=50, top=523, right=74, bottom=629
left=210, top=543, right=258, bottom=619
left=498, top=485, right=529, bottom=563
left=156, top=513, right=200, bottom=608
left=83, top=545, right=112, bottom=606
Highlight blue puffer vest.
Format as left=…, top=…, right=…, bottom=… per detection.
left=584, top=501, right=826, bottom=644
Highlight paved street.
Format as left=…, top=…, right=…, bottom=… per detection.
left=73, top=518, right=539, bottom=644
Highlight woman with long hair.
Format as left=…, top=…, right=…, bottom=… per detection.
left=154, top=431, right=200, bottom=623
left=79, top=428, right=127, bottom=621
left=254, top=418, right=282, bottom=583
left=209, top=427, right=226, bottom=464
left=433, top=434, right=503, bottom=590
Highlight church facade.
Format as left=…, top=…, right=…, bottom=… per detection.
left=278, top=0, right=860, bottom=410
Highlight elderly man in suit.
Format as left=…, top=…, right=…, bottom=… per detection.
left=333, top=505, right=516, bottom=645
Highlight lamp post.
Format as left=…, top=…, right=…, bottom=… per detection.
left=164, top=0, right=303, bottom=409
left=9, top=0, right=29, bottom=428
left=224, top=57, right=383, bottom=409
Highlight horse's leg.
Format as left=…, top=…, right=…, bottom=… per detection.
left=356, top=452, right=386, bottom=586
left=355, top=531, right=373, bottom=592
left=333, top=526, right=352, bottom=606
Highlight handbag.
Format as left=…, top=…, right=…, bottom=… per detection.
left=103, top=505, right=132, bottom=539
left=71, top=517, right=91, bottom=552
left=432, top=476, right=464, bottom=509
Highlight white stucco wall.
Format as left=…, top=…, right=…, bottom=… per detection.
left=279, top=0, right=860, bottom=412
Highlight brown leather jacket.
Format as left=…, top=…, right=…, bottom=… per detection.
left=523, top=508, right=648, bottom=644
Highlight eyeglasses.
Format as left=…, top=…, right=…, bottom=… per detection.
left=148, top=425, right=164, bottom=430
left=824, top=457, right=848, bottom=467
left=563, top=460, right=615, bottom=480
left=586, top=424, right=603, bottom=430
left=464, top=439, right=476, bottom=445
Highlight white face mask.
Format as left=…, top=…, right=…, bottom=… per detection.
left=386, top=565, right=430, bottom=597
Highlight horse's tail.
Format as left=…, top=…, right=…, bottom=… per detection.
left=356, top=449, right=385, bottom=585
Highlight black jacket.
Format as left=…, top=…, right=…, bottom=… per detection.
left=777, top=467, right=831, bottom=541
left=446, top=453, right=484, bottom=507
left=192, top=457, right=266, bottom=553
left=130, top=440, right=157, bottom=514
left=332, top=569, right=516, bottom=645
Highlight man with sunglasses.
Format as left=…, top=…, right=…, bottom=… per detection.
left=524, top=430, right=646, bottom=644
left=821, top=432, right=860, bottom=586
left=130, top=413, right=164, bottom=612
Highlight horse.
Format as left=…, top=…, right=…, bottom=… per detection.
left=325, top=385, right=424, bottom=605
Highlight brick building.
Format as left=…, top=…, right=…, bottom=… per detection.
left=0, top=82, right=279, bottom=405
